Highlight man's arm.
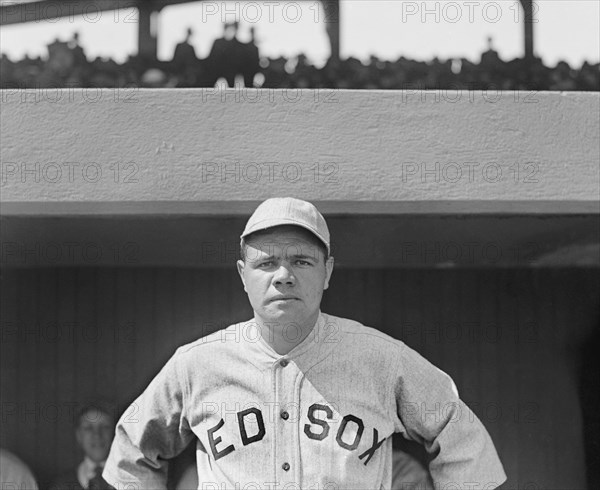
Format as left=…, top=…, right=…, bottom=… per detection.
left=0, top=449, right=39, bottom=490
left=103, top=350, right=195, bottom=489
left=393, top=342, right=507, bottom=489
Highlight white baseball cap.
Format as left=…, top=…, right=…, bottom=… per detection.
left=241, top=197, right=330, bottom=255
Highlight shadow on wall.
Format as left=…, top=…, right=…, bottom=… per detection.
left=580, top=318, right=600, bottom=488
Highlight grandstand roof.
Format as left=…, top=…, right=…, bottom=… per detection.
left=0, top=0, right=332, bottom=25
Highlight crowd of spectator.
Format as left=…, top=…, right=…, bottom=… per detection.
left=1, top=28, right=598, bottom=91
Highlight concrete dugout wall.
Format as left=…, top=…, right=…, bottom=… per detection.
left=1, top=89, right=599, bottom=211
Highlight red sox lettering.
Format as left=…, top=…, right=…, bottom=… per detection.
left=207, top=402, right=386, bottom=465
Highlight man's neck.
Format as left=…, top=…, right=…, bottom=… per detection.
left=254, top=312, right=319, bottom=355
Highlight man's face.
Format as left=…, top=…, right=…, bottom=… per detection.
left=237, top=226, right=334, bottom=331
left=75, top=409, right=115, bottom=463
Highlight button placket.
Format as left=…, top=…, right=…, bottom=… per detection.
left=275, top=357, right=297, bottom=486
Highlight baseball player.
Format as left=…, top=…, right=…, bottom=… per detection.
left=104, top=197, right=506, bottom=489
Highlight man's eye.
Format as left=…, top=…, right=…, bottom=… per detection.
left=258, top=261, right=273, bottom=268
left=295, top=260, right=311, bottom=266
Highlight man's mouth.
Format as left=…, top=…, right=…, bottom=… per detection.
left=269, top=296, right=299, bottom=302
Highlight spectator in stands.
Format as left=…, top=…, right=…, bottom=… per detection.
left=577, top=61, right=600, bottom=91
left=0, top=448, right=39, bottom=490
left=205, top=22, right=260, bottom=87
left=0, top=53, right=14, bottom=86
left=173, top=27, right=197, bottom=65
left=39, top=38, right=73, bottom=86
left=206, top=22, right=239, bottom=87
left=141, top=67, right=172, bottom=88
left=480, top=36, right=501, bottom=68
left=551, top=60, right=577, bottom=90
left=261, top=56, right=291, bottom=88
left=172, top=27, right=199, bottom=87
left=50, top=404, right=115, bottom=490
left=291, top=53, right=316, bottom=88
left=67, top=32, right=91, bottom=86
left=68, top=32, right=87, bottom=67
left=1, top=34, right=598, bottom=91
left=240, top=26, right=260, bottom=87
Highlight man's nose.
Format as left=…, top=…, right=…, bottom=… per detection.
left=273, top=263, right=295, bottom=285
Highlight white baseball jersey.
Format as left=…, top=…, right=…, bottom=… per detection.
left=104, top=313, right=506, bottom=489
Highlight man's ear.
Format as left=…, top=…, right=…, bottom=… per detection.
left=237, top=259, right=247, bottom=292
left=323, top=256, right=334, bottom=290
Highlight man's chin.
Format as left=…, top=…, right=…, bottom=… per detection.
left=258, top=307, right=304, bottom=325
left=257, top=307, right=320, bottom=330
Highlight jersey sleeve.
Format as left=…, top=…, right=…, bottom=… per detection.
left=103, top=349, right=195, bottom=489
left=0, top=450, right=39, bottom=490
left=392, top=342, right=507, bottom=489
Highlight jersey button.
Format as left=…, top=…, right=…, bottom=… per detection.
left=280, top=410, right=289, bottom=420
left=280, top=359, right=289, bottom=367
left=282, top=462, right=290, bottom=471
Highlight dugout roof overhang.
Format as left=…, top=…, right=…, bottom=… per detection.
left=1, top=88, right=598, bottom=268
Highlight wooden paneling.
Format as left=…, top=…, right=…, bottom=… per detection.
left=1, top=267, right=598, bottom=489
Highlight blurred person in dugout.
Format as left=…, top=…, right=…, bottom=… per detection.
left=49, top=405, right=115, bottom=490
left=0, top=447, right=39, bottom=489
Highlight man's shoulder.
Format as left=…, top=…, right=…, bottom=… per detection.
left=165, top=321, right=262, bottom=377
left=322, top=313, right=407, bottom=352
left=174, top=320, right=252, bottom=355
left=0, top=449, right=40, bottom=490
